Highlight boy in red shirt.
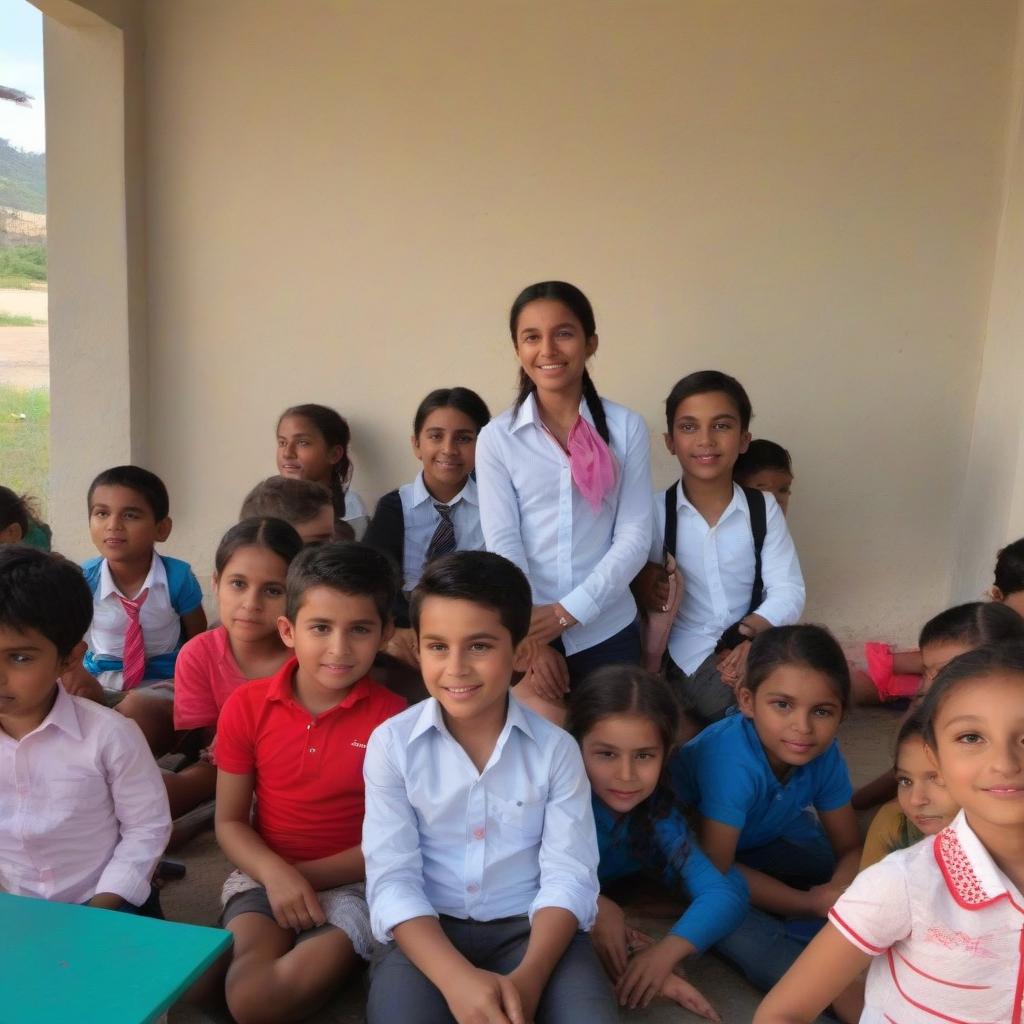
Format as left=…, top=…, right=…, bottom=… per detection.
left=214, top=542, right=405, bottom=1024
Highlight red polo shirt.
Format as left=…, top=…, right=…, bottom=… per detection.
left=216, top=657, right=406, bottom=863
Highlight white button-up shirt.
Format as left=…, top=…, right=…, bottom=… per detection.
left=0, top=684, right=171, bottom=906
left=362, top=696, right=599, bottom=943
left=651, top=482, right=805, bottom=673
left=475, top=393, right=653, bottom=656
left=399, top=473, right=483, bottom=592
left=830, top=810, right=1024, bottom=1023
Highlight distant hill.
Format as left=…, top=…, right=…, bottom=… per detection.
left=0, top=138, right=45, bottom=214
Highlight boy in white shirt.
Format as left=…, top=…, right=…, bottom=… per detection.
left=0, top=547, right=170, bottom=912
left=635, top=371, right=805, bottom=726
left=363, top=551, right=617, bottom=1024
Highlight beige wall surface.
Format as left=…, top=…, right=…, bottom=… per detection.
left=134, top=0, right=1018, bottom=642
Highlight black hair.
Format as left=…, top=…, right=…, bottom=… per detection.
left=413, top=387, right=492, bottom=436
left=278, top=404, right=352, bottom=520
left=214, top=516, right=303, bottom=576
left=284, top=540, right=395, bottom=622
left=893, top=706, right=928, bottom=765
left=87, top=465, right=170, bottom=522
left=508, top=281, right=610, bottom=444
left=918, top=601, right=1024, bottom=650
left=410, top=550, right=532, bottom=646
left=733, top=439, right=792, bottom=481
left=0, top=485, right=31, bottom=538
left=0, top=546, right=93, bottom=659
left=742, top=624, right=851, bottom=708
left=239, top=476, right=332, bottom=526
left=994, top=537, right=1024, bottom=598
left=664, top=370, right=753, bottom=433
left=566, top=665, right=692, bottom=875
left=920, top=640, right=1024, bottom=747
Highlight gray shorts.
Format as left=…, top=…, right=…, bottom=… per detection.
left=221, top=885, right=335, bottom=945
left=665, top=652, right=736, bottom=724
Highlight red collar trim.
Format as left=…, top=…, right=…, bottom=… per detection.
left=933, top=827, right=1003, bottom=910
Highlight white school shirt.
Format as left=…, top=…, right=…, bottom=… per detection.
left=475, top=393, right=653, bottom=656
left=343, top=490, right=369, bottom=541
left=86, top=552, right=180, bottom=664
left=399, top=472, right=483, bottom=592
left=650, top=482, right=805, bottom=673
left=362, top=695, right=600, bottom=943
left=0, top=684, right=172, bottom=906
left=830, top=810, right=1024, bottom=1023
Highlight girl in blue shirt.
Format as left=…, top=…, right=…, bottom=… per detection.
left=567, top=664, right=748, bottom=1021
left=671, top=624, right=861, bottom=994
left=476, top=281, right=653, bottom=724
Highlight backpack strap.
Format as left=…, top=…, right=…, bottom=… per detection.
left=742, top=486, right=767, bottom=615
left=663, top=483, right=678, bottom=560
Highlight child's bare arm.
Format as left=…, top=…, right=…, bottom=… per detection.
left=214, top=768, right=325, bottom=931
left=180, top=606, right=207, bottom=642
left=293, top=845, right=365, bottom=890
left=753, top=923, right=872, bottom=1024
left=507, top=906, right=579, bottom=1020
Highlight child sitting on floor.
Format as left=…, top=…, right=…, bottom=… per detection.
left=0, top=546, right=170, bottom=913
left=756, top=641, right=1024, bottom=1023
left=0, top=484, right=51, bottom=549
left=240, top=476, right=339, bottom=545
left=215, top=542, right=406, bottom=1024
left=363, top=550, right=619, bottom=1024
left=67, top=465, right=207, bottom=756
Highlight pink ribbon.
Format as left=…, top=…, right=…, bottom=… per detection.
left=567, top=417, right=617, bottom=511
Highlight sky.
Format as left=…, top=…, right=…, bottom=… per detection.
left=0, top=0, right=45, bottom=153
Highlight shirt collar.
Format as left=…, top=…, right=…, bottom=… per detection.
left=97, top=551, right=165, bottom=601
left=18, top=683, right=84, bottom=743
left=410, top=471, right=478, bottom=510
left=266, top=658, right=374, bottom=715
left=407, top=693, right=536, bottom=748
left=676, top=480, right=747, bottom=521
left=934, top=810, right=1021, bottom=909
left=509, top=391, right=588, bottom=434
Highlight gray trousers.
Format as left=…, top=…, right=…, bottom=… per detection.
left=665, top=652, right=737, bottom=724
left=367, top=915, right=618, bottom=1024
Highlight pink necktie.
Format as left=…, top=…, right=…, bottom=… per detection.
left=567, top=416, right=618, bottom=511
left=118, top=589, right=149, bottom=690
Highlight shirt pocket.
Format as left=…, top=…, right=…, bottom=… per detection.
left=493, top=788, right=547, bottom=842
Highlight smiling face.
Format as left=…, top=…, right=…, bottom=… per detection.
left=276, top=415, right=343, bottom=487
left=739, top=663, right=844, bottom=777
left=895, top=734, right=958, bottom=835
left=513, top=299, right=597, bottom=400
left=927, top=671, right=1024, bottom=835
left=214, top=545, right=290, bottom=644
left=278, top=585, right=389, bottom=712
left=88, top=484, right=171, bottom=565
left=412, top=407, right=480, bottom=502
left=665, top=391, right=751, bottom=486
left=581, top=713, right=665, bottom=815
left=417, top=595, right=516, bottom=736
left=0, top=624, right=83, bottom=738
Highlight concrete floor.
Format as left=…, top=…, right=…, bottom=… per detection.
left=165, top=704, right=898, bottom=1024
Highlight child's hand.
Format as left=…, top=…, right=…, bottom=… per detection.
left=386, top=627, right=420, bottom=668
left=632, top=562, right=672, bottom=612
left=616, top=934, right=689, bottom=1009
left=718, top=640, right=751, bottom=690
left=506, top=965, right=544, bottom=1023
left=444, top=966, right=524, bottom=1024
left=807, top=879, right=846, bottom=918
left=263, top=863, right=326, bottom=932
left=62, top=671, right=105, bottom=704
left=661, top=972, right=722, bottom=1022
left=522, top=643, right=569, bottom=704
left=591, top=895, right=629, bottom=981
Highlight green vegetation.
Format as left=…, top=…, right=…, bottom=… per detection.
left=0, top=385, right=49, bottom=518
left=0, top=311, right=36, bottom=326
left=0, top=244, right=47, bottom=289
left=0, top=138, right=46, bottom=214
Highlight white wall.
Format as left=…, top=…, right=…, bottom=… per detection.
left=47, top=0, right=1021, bottom=645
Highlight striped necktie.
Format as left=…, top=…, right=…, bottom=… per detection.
left=117, top=589, right=149, bottom=690
left=426, top=503, right=456, bottom=562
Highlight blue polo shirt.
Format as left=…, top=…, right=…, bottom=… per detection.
left=594, top=796, right=748, bottom=951
left=670, top=714, right=852, bottom=851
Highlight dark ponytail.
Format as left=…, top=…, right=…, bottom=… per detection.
left=278, top=403, right=351, bottom=521
left=508, top=281, right=609, bottom=444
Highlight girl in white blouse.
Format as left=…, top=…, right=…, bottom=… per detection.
left=475, top=281, right=653, bottom=723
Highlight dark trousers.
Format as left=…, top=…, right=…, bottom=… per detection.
left=553, top=619, right=642, bottom=688
left=367, top=916, right=617, bottom=1024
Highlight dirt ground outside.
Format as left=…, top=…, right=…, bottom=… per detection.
left=0, top=286, right=49, bottom=389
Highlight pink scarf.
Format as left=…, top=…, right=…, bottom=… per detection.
left=567, top=417, right=618, bottom=511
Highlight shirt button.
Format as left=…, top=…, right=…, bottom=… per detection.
left=309, top=747, right=317, bottom=754
left=466, top=883, right=479, bottom=894
left=472, top=827, right=485, bottom=840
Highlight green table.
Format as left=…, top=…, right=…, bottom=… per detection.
left=0, top=892, right=232, bottom=1023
